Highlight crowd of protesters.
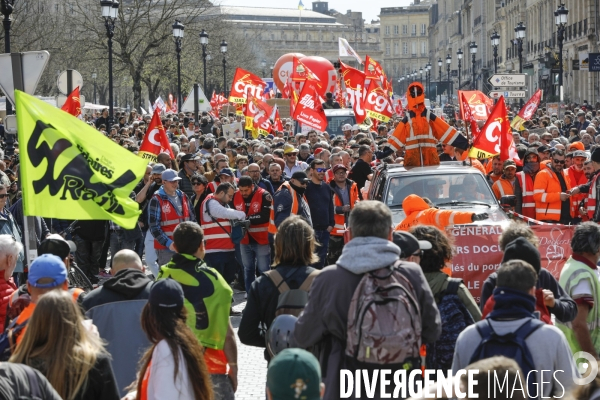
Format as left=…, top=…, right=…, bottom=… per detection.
left=2, top=98, right=600, bottom=399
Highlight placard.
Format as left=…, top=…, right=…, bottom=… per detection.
left=222, top=122, right=243, bottom=138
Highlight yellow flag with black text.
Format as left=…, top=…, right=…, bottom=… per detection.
left=15, top=91, right=146, bottom=229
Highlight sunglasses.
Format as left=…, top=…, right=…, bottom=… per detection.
left=315, top=168, right=327, bottom=173
left=0, top=194, right=9, bottom=199
left=192, top=182, right=204, bottom=186
left=553, top=159, right=566, bottom=164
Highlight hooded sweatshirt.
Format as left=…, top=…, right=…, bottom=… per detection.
left=395, top=194, right=475, bottom=231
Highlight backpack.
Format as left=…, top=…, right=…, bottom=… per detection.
left=0, top=318, right=28, bottom=362
left=426, top=278, right=474, bottom=371
left=345, top=261, right=422, bottom=372
left=264, top=269, right=320, bottom=317
left=469, top=318, right=544, bottom=396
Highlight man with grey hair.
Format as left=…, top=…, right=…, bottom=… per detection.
left=295, top=201, right=441, bottom=399
left=82, top=249, right=152, bottom=396
left=557, top=222, right=600, bottom=358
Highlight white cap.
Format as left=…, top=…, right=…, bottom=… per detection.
left=342, top=124, right=352, bottom=131
left=352, top=124, right=360, bottom=131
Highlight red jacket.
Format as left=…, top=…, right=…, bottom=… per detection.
left=0, top=276, right=16, bottom=327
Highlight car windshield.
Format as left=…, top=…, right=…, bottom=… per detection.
left=385, top=173, right=497, bottom=208
left=327, top=115, right=356, bottom=136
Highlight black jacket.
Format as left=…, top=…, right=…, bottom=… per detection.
left=238, top=265, right=316, bottom=359
left=0, top=363, right=62, bottom=399
left=479, top=268, right=577, bottom=323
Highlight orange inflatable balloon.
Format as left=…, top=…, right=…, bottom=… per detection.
left=299, top=56, right=337, bottom=97
left=273, top=53, right=305, bottom=94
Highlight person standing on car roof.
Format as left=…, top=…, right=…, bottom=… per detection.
left=384, top=82, right=469, bottom=167
left=395, top=194, right=489, bottom=232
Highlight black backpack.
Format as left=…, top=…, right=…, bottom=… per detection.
left=426, top=278, right=474, bottom=371
left=469, top=318, right=544, bottom=396
left=264, top=269, right=319, bottom=317
left=0, top=318, right=29, bottom=362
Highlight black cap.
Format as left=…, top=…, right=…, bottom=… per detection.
left=392, top=231, right=432, bottom=259
left=149, top=279, right=184, bottom=309
left=181, top=153, right=200, bottom=162
left=38, top=234, right=77, bottom=259
left=501, top=237, right=541, bottom=273
left=592, top=148, right=600, bottom=163
left=291, top=171, right=309, bottom=184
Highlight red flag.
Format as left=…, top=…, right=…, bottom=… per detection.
left=228, top=68, right=266, bottom=104
left=457, top=90, right=494, bottom=121
left=341, top=62, right=367, bottom=124
left=290, top=57, right=323, bottom=95
left=460, top=92, right=481, bottom=138
left=364, top=55, right=385, bottom=82
left=60, top=86, right=81, bottom=117
left=270, top=105, right=284, bottom=132
left=511, top=89, right=543, bottom=130
left=138, top=108, right=174, bottom=162
left=468, top=96, right=510, bottom=159
left=394, top=98, right=404, bottom=115
left=292, top=81, right=327, bottom=131
left=363, top=79, right=394, bottom=122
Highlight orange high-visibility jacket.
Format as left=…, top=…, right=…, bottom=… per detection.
left=533, top=168, right=574, bottom=221
left=492, top=178, right=515, bottom=200
left=395, top=194, right=475, bottom=231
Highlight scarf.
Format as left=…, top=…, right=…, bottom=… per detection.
left=487, top=286, right=536, bottom=321
left=290, top=181, right=306, bottom=196
left=523, top=162, right=540, bottom=174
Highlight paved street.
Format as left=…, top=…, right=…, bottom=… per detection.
left=231, top=290, right=268, bottom=400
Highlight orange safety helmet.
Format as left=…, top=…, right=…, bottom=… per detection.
left=406, top=82, right=426, bottom=111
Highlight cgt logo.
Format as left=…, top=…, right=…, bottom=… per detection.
left=366, top=90, right=392, bottom=114
left=299, top=94, right=315, bottom=108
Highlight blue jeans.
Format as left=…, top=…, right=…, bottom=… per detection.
left=240, top=243, right=271, bottom=293
left=204, top=251, right=238, bottom=284
left=109, top=230, right=135, bottom=268
left=313, top=230, right=330, bottom=270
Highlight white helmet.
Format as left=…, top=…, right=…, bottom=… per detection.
left=342, top=124, right=352, bottom=131
left=352, top=124, right=360, bottom=131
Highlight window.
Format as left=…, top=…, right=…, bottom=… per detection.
left=411, top=24, right=416, bottom=35
left=403, top=25, right=408, bottom=34
left=411, top=42, right=416, bottom=55
left=421, top=41, right=426, bottom=54
left=307, top=33, right=311, bottom=40
left=394, top=42, right=399, bottom=55
left=385, top=26, right=390, bottom=35
left=271, top=33, right=275, bottom=40
left=385, top=43, right=391, bottom=55
left=421, top=24, right=426, bottom=35
left=394, top=25, right=399, bottom=35
left=403, top=42, right=408, bottom=54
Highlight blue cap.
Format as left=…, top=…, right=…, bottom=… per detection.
left=219, top=168, right=235, bottom=177
left=28, top=254, right=68, bottom=289
left=161, top=169, right=182, bottom=182
left=267, top=134, right=275, bottom=139
left=149, top=279, right=184, bottom=309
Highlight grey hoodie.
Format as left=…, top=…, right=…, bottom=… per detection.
left=337, top=237, right=401, bottom=274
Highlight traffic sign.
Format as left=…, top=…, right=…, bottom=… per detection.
left=0, top=51, right=50, bottom=107
left=488, top=90, right=527, bottom=99
left=488, top=74, right=526, bottom=87
left=57, top=69, right=83, bottom=95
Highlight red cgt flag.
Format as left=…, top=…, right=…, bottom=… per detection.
left=458, top=90, right=494, bottom=121
left=61, top=86, right=82, bottom=118
left=460, top=92, right=481, bottom=139
left=363, top=79, right=394, bottom=123
left=290, top=57, right=323, bottom=95
left=341, top=61, right=367, bottom=124
left=468, top=96, right=510, bottom=159
left=270, top=105, right=284, bottom=132
left=364, top=55, right=385, bottom=82
left=138, top=108, right=174, bottom=162
left=228, top=68, right=266, bottom=104
left=292, top=81, right=327, bottom=131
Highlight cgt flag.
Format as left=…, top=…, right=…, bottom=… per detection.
left=511, top=89, right=543, bottom=131
left=228, top=68, right=265, bottom=104
left=15, top=90, right=146, bottom=229
left=139, top=108, right=174, bottom=162
left=61, top=86, right=82, bottom=118
left=292, top=81, right=327, bottom=131
left=468, top=96, right=511, bottom=159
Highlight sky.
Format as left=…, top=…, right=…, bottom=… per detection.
left=217, top=0, right=414, bottom=24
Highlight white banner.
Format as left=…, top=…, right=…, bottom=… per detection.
left=339, top=37, right=363, bottom=65
left=222, top=122, right=244, bottom=138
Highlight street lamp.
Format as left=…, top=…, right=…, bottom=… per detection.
left=1, top=0, right=14, bottom=116
left=514, top=22, right=526, bottom=73
left=92, top=72, right=97, bottom=104
left=270, top=64, right=274, bottom=78
left=419, top=67, right=423, bottom=84
left=221, top=39, right=228, bottom=97
left=199, top=29, right=209, bottom=93
left=426, top=62, right=431, bottom=98
left=446, top=54, right=452, bottom=103
left=490, top=31, right=500, bottom=74
left=555, top=4, right=568, bottom=105
left=470, top=42, right=478, bottom=90
left=172, top=19, right=184, bottom=112
left=261, top=59, right=267, bottom=78
left=457, top=48, right=463, bottom=90
left=101, top=0, right=119, bottom=126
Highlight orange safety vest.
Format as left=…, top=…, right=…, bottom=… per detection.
left=516, top=171, right=536, bottom=219
left=268, top=182, right=303, bottom=234
left=200, top=194, right=234, bottom=252
left=233, top=188, right=269, bottom=245
left=331, top=181, right=359, bottom=236
left=567, top=166, right=588, bottom=218
left=587, top=173, right=600, bottom=220
left=533, top=168, right=574, bottom=221
left=153, top=193, right=192, bottom=250
left=492, top=178, right=514, bottom=200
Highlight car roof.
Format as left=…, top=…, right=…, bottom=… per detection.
left=381, top=162, right=485, bottom=176
left=324, top=109, right=354, bottom=117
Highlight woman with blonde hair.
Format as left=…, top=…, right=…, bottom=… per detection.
left=10, top=290, right=119, bottom=400
left=238, top=215, right=320, bottom=360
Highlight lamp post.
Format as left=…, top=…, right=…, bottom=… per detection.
left=426, top=62, right=431, bottom=98
left=270, top=64, right=274, bottom=78
left=199, top=29, right=209, bottom=92
left=172, top=20, right=184, bottom=112
left=1, top=0, right=14, bottom=115
left=221, top=40, right=228, bottom=97
left=457, top=48, right=463, bottom=90
left=490, top=31, right=500, bottom=73
left=92, top=72, right=97, bottom=104
left=446, top=54, right=452, bottom=103
left=101, top=0, right=119, bottom=126
left=555, top=4, right=568, bottom=106
left=514, top=22, right=526, bottom=73
left=470, top=42, right=478, bottom=90
left=438, top=57, right=442, bottom=81
left=261, top=59, right=267, bottom=78
left=419, top=67, right=423, bottom=85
